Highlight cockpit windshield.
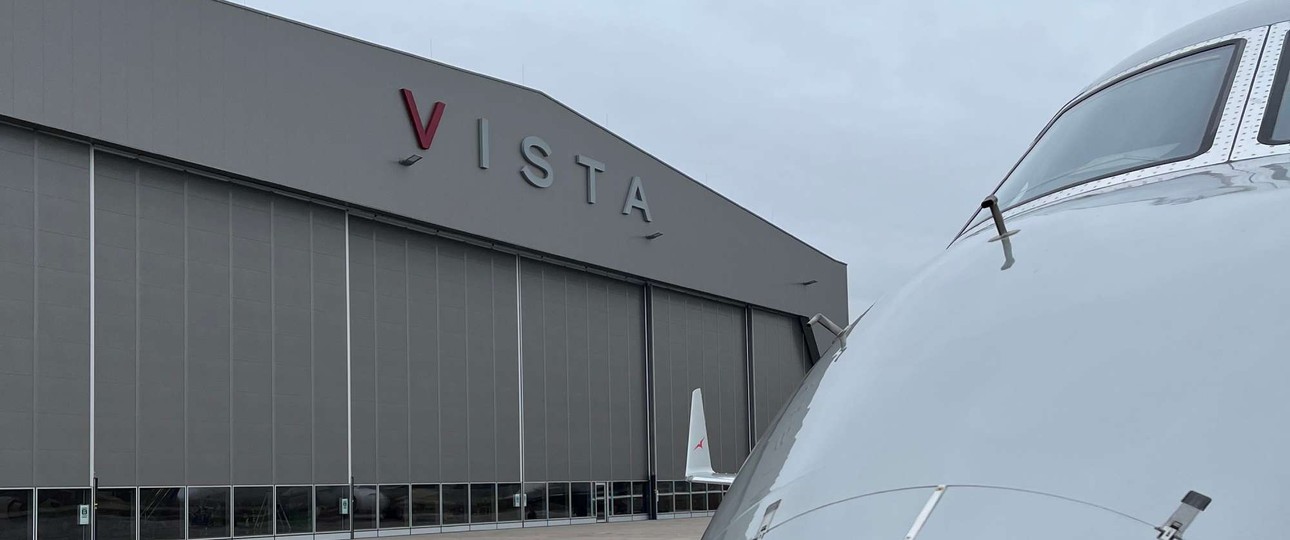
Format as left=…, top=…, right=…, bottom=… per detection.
left=993, top=44, right=1238, bottom=209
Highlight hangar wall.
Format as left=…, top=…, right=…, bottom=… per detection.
left=0, top=0, right=848, bottom=329
left=0, top=124, right=821, bottom=539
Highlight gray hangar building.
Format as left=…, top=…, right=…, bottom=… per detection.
left=0, top=0, right=848, bottom=538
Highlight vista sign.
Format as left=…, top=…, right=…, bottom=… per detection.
left=401, top=89, right=653, bottom=222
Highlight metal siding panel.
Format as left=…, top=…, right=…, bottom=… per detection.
left=519, top=263, right=546, bottom=482
left=69, top=0, right=101, bottom=134
left=732, top=310, right=750, bottom=460
left=147, top=0, right=180, bottom=156
left=230, top=187, right=273, bottom=485
left=39, top=0, right=74, bottom=129
left=0, top=128, right=33, bottom=488
left=375, top=225, right=409, bottom=484
left=273, top=203, right=314, bottom=485
left=649, top=290, right=671, bottom=480
left=0, top=0, right=13, bottom=114
left=466, top=250, right=496, bottom=482
left=10, top=0, right=40, bottom=120
left=542, top=269, right=569, bottom=482
left=564, top=272, right=590, bottom=482
left=312, top=209, right=349, bottom=484
left=34, top=138, right=91, bottom=488
left=625, top=284, right=647, bottom=480
left=586, top=281, right=611, bottom=481
left=186, top=187, right=231, bottom=486
left=407, top=236, right=440, bottom=484
left=96, top=0, right=128, bottom=143
left=701, top=303, right=723, bottom=471
left=614, top=283, right=637, bottom=480
left=436, top=242, right=468, bottom=483
left=751, top=310, right=808, bottom=442
left=492, top=254, right=520, bottom=482
left=347, top=218, right=377, bottom=483
left=135, top=190, right=186, bottom=486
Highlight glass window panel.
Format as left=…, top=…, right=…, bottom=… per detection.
left=708, top=491, right=723, bottom=510
left=0, top=490, right=32, bottom=540
left=274, top=486, right=312, bottom=535
left=139, top=488, right=184, bottom=540
left=232, top=487, right=272, bottom=537
left=1262, top=34, right=1290, bottom=144
left=657, top=492, right=674, bottom=514
left=674, top=487, right=691, bottom=512
left=441, top=485, right=468, bottom=525
left=352, top=486, right=376, bottom=530
left=36, top=489, right=88, bottom=540
left=691, top=491, right=707, bottom=512
left=314, top=486, right=349, bottom=533
left=656, top=481, right=672, bottom=495
left=632, top=481, right=647, bottom=497
left=631, top=496, right=645, bottom=515
left=611, top=496, right=631, bottom=517
left=676, top=481, right=691, bottom=494
left=522, top=483, right=546, bottom=521
left=96, top=488, right=134, bottom=540
left=468, top=484, right=496, bottom=524
left=410, top=485, right=440, bottom=527
left=546, top=483, right=568, bottom=519
left=569, top=483, right=591, bottom=519
left=611, top=482, right=631, bottom=498
left=497, top=484, right=521, bottom=523
left=188, top=487, right=230, bottom=539
left=378, top=486, right=408, bottom=529
left=994, top=45, right=1237, bottom=207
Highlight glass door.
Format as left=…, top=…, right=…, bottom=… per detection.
left=593, top=483, right=609, bottom=523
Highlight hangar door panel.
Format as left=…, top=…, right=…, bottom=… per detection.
left=520, top=260, right=647, bottom=483
left=348, top=219, right=520, bottom=485
left=92, top=151, right=349, bottom=487
left=652, top=288, right=748, bottom=481
left=752, top=309, right=810, bottom=441
left=0, top=128, right=91, bottom=488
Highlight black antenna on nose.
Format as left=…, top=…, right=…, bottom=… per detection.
left=980, top=195, right=1018, bottom=242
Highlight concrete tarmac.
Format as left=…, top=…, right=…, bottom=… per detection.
left=418, top=518, right=710, bottom=539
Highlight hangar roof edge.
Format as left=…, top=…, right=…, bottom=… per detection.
left=216, top=0, right=845, bottom=267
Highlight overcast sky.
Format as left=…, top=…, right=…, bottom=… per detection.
left=235, top=0, right=1242, bottom=316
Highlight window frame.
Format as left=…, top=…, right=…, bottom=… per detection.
left=1259, top=29, right=1290, bottom=145
left=954, top=27, right=1267, bottom=243
left=994, top=39, right=1244, bottom=211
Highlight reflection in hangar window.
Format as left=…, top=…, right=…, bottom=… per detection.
left=96, top=489, right=134, bottom=540
left=140, top=488, right=184, bottom=540
left=379, top=485, right=409, bottom=529
left=411, top=485, right=441, bottom=527
left=1262, top=34, right=1290, bottom=144
left=233, top=487, right=272, bottom=537
left=188, top=487, right=230, bottom=539
left=995, top=44, right=1238, bottom=208
left=275, top=486, right=313, bottom=535
left=441, top=484, right=468, bottom=525
left=314, top=486, right=350, bottom=533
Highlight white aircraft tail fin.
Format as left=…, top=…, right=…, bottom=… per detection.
left=685, top=388, right=737, bottom=485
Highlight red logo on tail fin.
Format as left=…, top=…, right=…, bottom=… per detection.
left=694, top=438, right=705, bottom=450
left=400, top=89, right=446, bottom=150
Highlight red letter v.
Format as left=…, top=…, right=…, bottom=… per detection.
left=400, top=88, right=446, bottom=150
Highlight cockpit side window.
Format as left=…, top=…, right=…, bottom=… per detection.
left=1259, top=33, right=1290, bottom=145
left=992, top=43, right=1241, bottom=209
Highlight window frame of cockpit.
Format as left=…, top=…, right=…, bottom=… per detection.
left=1258, top=29, right=1290, bottom=145
left=991, top=39, right=1244, bottom=212
left=953, top=33, right=1258, bottom=243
